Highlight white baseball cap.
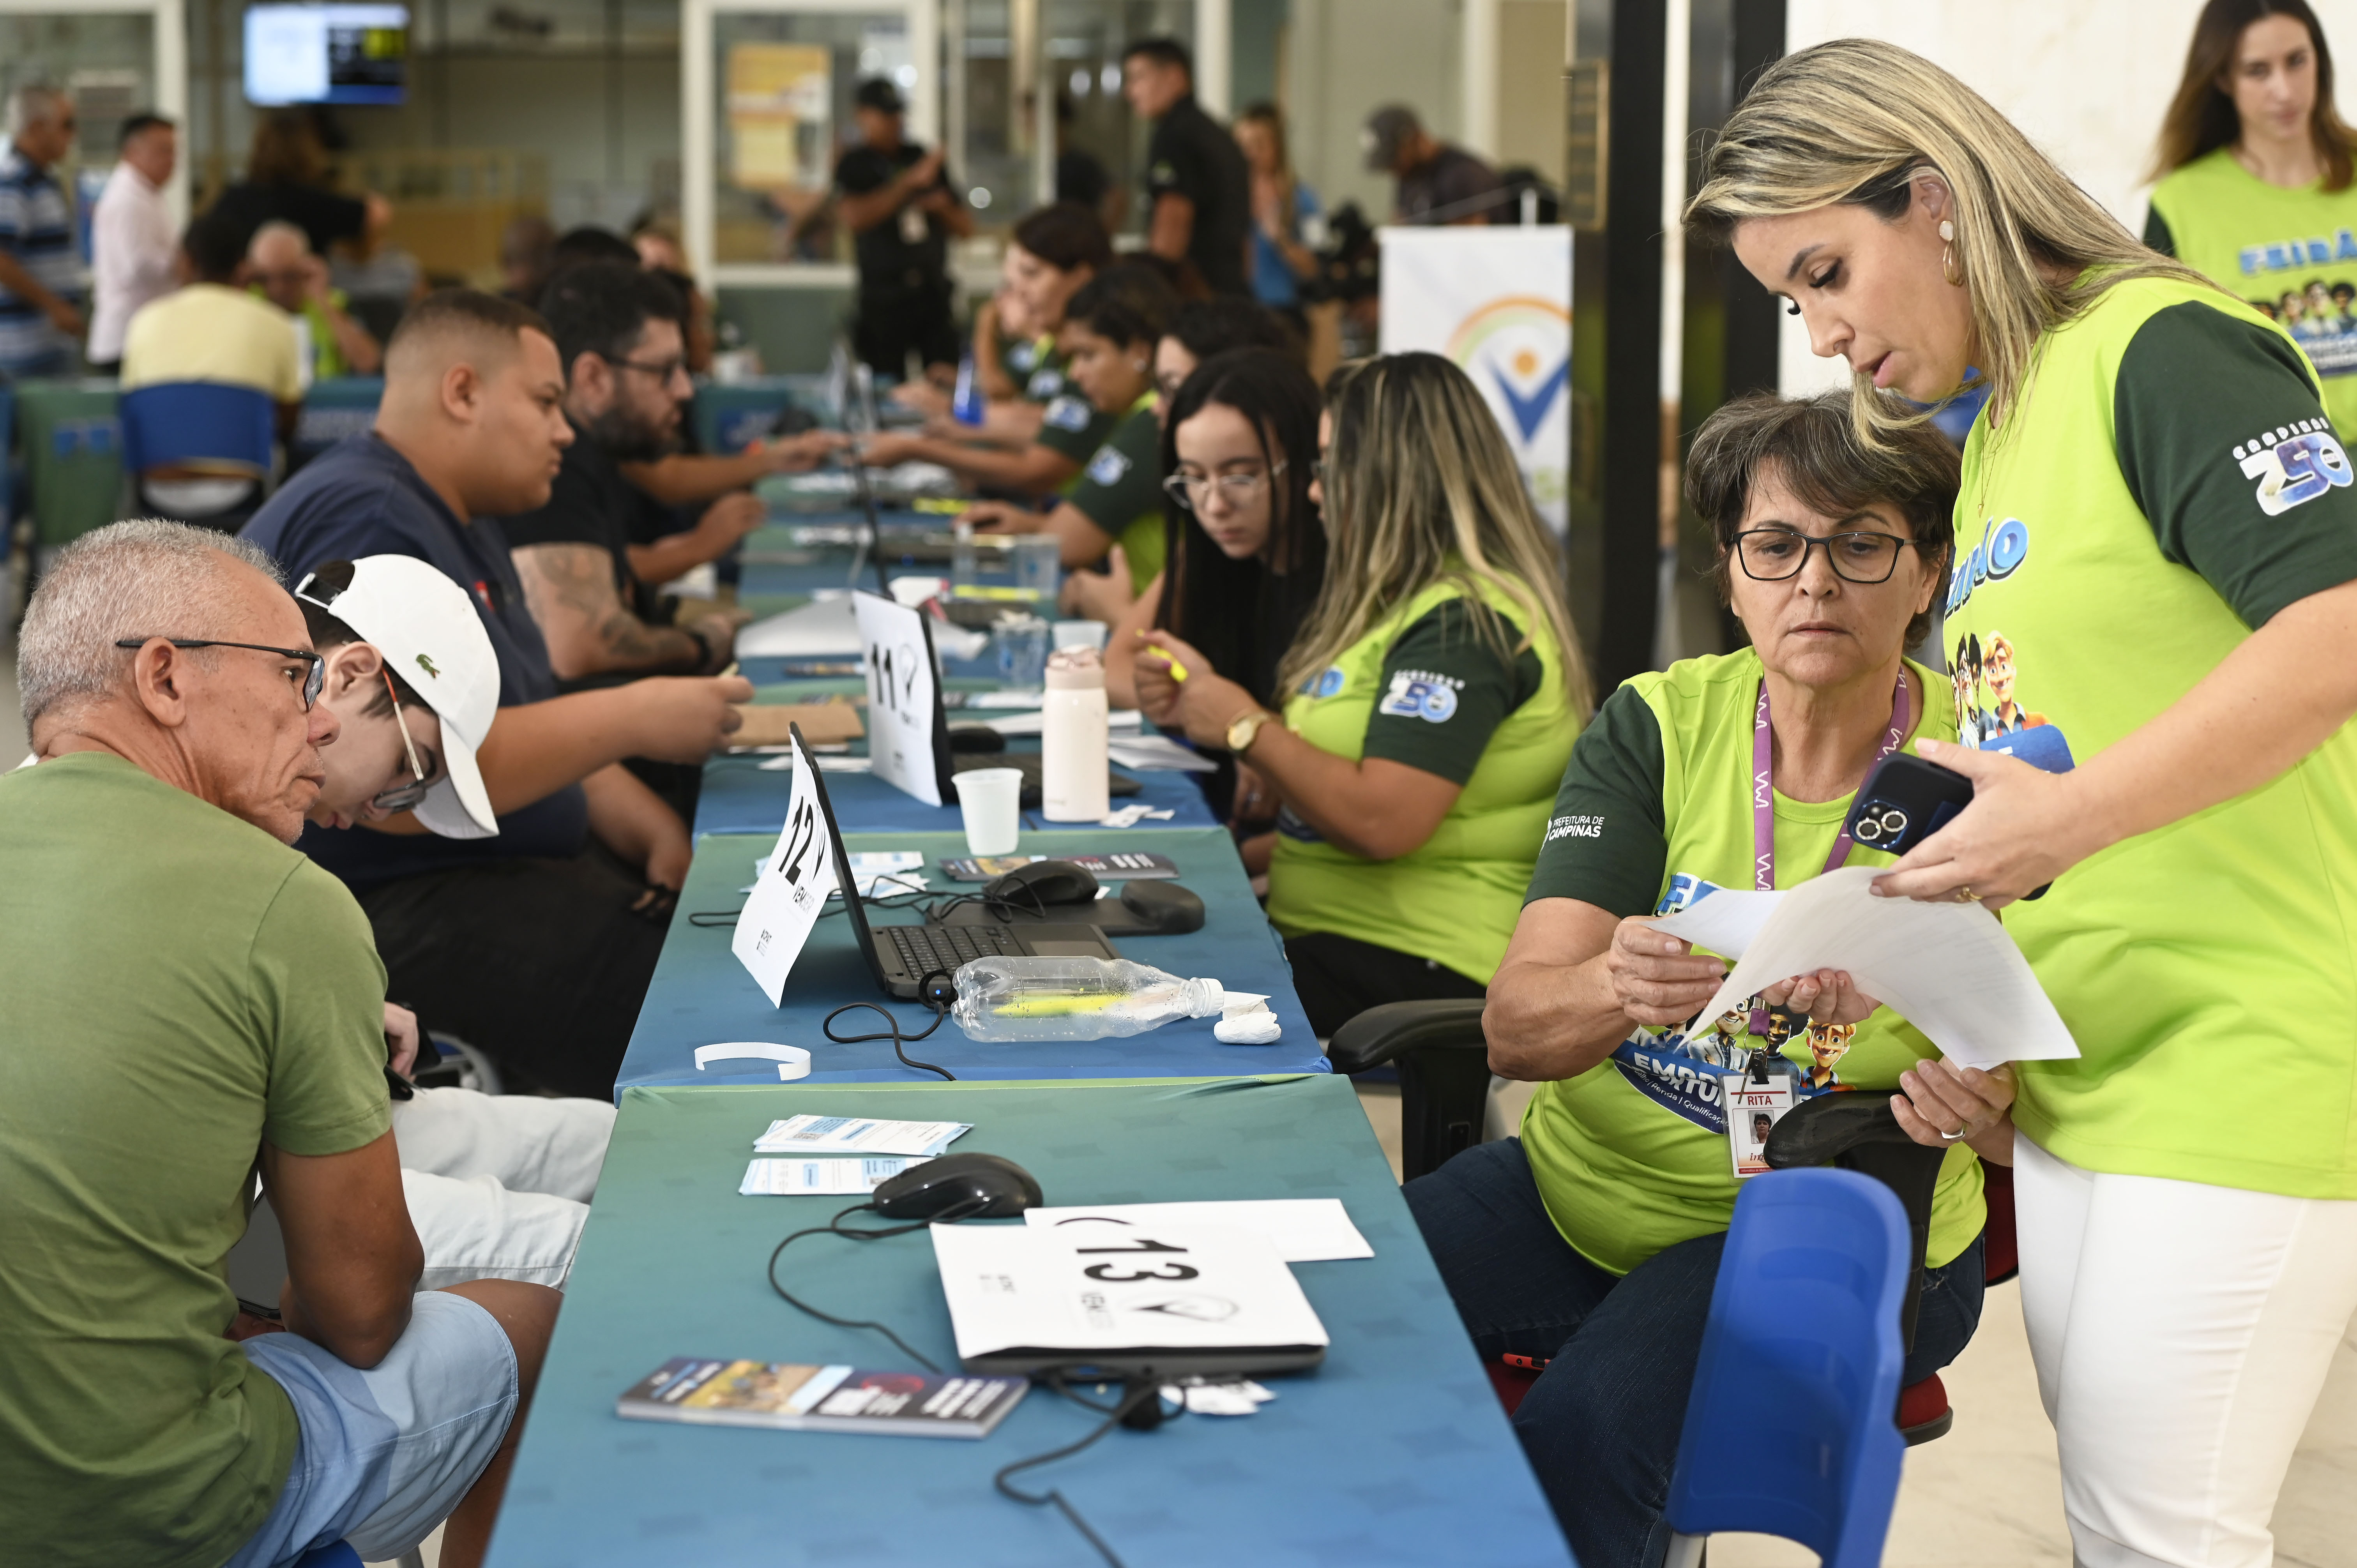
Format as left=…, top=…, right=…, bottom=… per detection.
left=295, top=555, right=501, bottom=839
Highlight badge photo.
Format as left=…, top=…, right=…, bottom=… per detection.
left=1724, top=1077, right=1796, bottom=1179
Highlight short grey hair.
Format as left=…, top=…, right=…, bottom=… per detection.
left=19, top=520, right=284, bottom=726
left=5, top=85, right=70, bottom=139
left=248, top=219, right=312, bottom=258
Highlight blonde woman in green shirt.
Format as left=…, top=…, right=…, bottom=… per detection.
left=1689, top=38, right=2357, bottom=1568
left=2145, top=0, right=2357, bottom=438
left=1140, top=351, right=1590, bottom=1036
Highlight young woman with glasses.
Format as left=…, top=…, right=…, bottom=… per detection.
left=1141, top=351, right=1589, bottom=1035
left=1101, top=348, right=1326, bottom=829
left=1460, top=389, right=1993, bottom=1566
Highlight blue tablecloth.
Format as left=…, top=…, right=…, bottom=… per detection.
left=622, top=826, right=1324, bottom=1091
left=482, top=1075, right=1576, bottom=1568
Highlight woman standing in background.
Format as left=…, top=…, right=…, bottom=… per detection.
left=1234, top=104, right=1322, bottom=330
left=2147, top=0, right=2357, bottom=435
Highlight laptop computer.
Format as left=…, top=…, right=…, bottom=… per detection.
left=789, top=723, right=1122, bottom=1000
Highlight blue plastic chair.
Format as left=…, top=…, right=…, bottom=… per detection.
left=1662, top=1167, right=1912, bottom=1568
left=118, top=381, right=274, bottom=479
left=292, top=1544, right=363, bottom=1568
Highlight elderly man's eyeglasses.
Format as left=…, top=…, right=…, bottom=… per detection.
left=1161, top=461, right=1286, bottom=512
left=373, top=669, right=437, bottom=814
left=113, top=638, right=325, bottom=708
left=1732, top=528, right=1921, bottom=585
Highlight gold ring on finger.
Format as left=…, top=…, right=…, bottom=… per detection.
left=1958, top=885, right=1983, bottom=902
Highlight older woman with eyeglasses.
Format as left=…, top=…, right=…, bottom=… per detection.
left=1451, top=390, right=1998, bottom=1566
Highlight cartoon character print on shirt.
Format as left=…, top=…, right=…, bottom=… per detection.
left=1607, top=874, right=1853, bottom=1136
left=1947, top=514, right=2074, bottom=766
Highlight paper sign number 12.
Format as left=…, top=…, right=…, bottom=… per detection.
left=733, top=738, right=836, bottom=1005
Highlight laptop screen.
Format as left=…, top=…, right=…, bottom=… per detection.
left=787, top=722, right=897, bottom=997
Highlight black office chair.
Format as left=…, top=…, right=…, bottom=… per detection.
left=1326, top=999, right=1966, bottom=1445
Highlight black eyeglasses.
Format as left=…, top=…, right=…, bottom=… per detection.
left=372, top=668, right=438, bottom=813
left=608, top=355, right=689, bottom=383
left=113, top=637, right=325, bottom=709
left=1732, top=528, right=1920, bottom=585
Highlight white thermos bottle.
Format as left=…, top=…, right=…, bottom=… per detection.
left=1040, top=645, right=1110, bottom=822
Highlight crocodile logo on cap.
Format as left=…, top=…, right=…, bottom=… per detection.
left=415, top=653, right=440, bottom=679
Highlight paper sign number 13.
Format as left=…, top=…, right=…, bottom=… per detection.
left=1076, top=1235, right=1198, bottom=1282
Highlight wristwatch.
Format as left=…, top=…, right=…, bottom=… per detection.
left=1226, top=708, right=1277, bottom=755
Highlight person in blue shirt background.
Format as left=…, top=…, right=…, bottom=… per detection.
left=1235, top=102, right=1321, bottom=330
left=0, top=87, right=86, bottom=377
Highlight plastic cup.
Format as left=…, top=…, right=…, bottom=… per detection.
left=993, top=613, right=1051, bottom=691
left=1052, top=619, right=1110, bottom=653
left=952, top=768, right=1024, bottom=856
left=1012, top=534, right=1062, bottom=603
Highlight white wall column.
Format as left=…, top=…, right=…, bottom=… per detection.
left=1460, top=0, right=1499, bottom=159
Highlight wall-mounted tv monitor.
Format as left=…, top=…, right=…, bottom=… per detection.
left=244, top=5, right=410, bottom=106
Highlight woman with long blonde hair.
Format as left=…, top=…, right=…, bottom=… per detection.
left=1140, top=351, right=1588, bottom=1035
left=2146, top=0, right=2357, bottom=436
left=1687, top=37, right=2357, bottom=1567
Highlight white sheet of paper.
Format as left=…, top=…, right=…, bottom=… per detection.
left=932, top=1222, right=1329, bottom=1362
left=1107, top=735, right=1220, bottom=773
left=1650, top=885, right=1784, bottom=960
left=1024, top=1199, right=1373, bottom=1262
left=1656, top=864, right=2079, bottom=1069
left=740, top=1156, right=929, bottom=1195
left=855, top=590, right=946, bottom=806
left=730, top=739, right=835, bottom=1006
left=982, top=708, right=1143, bottom=736
left=753, top=1114, right=972, bottom=1157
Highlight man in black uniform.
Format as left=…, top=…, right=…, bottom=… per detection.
left=1121, top=36, right=1250, bottom=297
left=834, top=77, right=973, bottom=380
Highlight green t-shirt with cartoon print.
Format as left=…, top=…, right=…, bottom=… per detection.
left=2146, top=147, right=2357, bottom=439
left=1945, top=273, right=2357, bottom=1200
left=1516, top=649, right=1986, bottom=1278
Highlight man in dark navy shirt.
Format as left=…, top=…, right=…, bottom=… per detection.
left=834, top=76, right=973, bottom=380
left=244, top=290, right=753, bottom=1096
left=1122, top=37, right=1250, bottom=297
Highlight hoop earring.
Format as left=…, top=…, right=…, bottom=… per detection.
left=1938, top=219, right=1963, bottom=288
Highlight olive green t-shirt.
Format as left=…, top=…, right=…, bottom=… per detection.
left=1066, top=397, right=1168, bottom=593
left=1515, top=651, right=1985, bottom=1277
left=0, top=753, right=393, bottom=1568
left=1034, top=391, right=1118, bottom=462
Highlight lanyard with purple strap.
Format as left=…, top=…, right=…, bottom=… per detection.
left=1750, top=669, right=1912, bottom=892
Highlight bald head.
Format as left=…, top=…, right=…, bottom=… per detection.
left=247, top=220, right=315, bottom=313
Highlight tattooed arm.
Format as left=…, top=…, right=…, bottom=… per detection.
left=511, top=541, right=709, bottom=681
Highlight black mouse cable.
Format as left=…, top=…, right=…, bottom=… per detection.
left=991, top=1372, right=1171, bottom=1568
left=823, top=971, right=958, bottom=1079
left=763, top=1194, right=989, bottom=1373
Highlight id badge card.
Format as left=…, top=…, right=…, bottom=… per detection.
left=1724, top=1077, right=1797, bottom=1179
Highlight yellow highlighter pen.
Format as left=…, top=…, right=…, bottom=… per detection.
left=1147, top=646, right=1189, bottom=682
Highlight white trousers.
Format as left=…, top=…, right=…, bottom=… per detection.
left=2016, top=1135, right=2357, bottom=1568
left=389, top=1088, right=616, bottom=1293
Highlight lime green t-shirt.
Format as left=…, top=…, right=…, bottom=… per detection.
left=1066, top=393, right=1166, bottom=593
left=1267, top=573, right=1579, bottom=986
left=1948, top=273, right=2357, bottom=1199
left=0, top=754, right=394, bottom=1568
left=1514, top=650, right=1984, bottom=1277
left=2147, top=147, right=2357, bottom=438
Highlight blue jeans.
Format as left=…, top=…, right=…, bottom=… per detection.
left=1404, top=1137, right=1985, bottom=1568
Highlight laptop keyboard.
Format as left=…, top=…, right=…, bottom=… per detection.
left=884, top=922, right=1022, bottom=978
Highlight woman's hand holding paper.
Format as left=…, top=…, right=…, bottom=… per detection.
left=1762, top=969, right=1881, bottom=1026
left=1891, top=1058, right=2017, bottom=1165
left=1605, top=918, right=1729, bottom=1029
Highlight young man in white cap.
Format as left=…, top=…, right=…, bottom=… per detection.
left=293, top=554, right=613, bottom=1292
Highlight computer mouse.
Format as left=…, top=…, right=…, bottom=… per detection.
left=985, top=858, right=1099, bottom=908
left=1118, top=879, right=1205, bottom=934
left=871, top=1152, right=1044, bottom=1220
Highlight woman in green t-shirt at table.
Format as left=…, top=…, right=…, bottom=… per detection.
left=1689, top=39, right=2357, bottom=1568
left=1140, top=351, right=1590, bottom=1037
left=2145, top=0, right=2357, bottom=438
left=1432, top=390, right=1996, bottom=1566
left=956, top=263, right=1177, bottom=613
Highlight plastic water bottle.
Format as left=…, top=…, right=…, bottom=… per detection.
left=951, top=351, right=985, bottom=426
left=950, top=957, right=1224, bottom=1041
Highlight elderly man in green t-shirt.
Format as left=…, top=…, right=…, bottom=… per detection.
left=0, top=519, right=556, bottom=1568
